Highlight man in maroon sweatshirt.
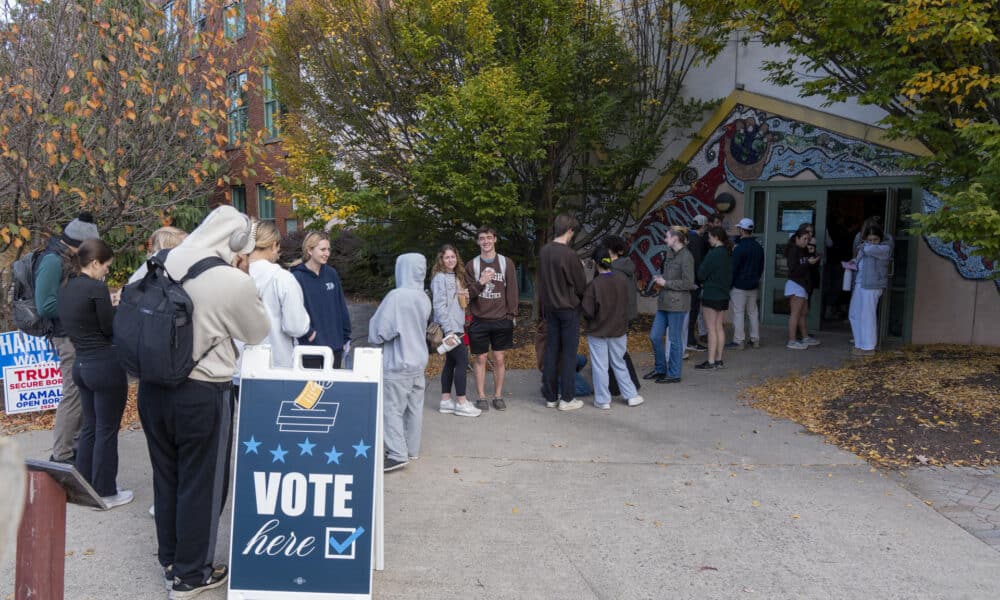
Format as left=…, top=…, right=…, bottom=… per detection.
left=465, top=226, right=519, bottom=412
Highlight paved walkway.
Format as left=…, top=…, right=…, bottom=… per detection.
left=892, top=466, right=1000, bottom=550
left=2, top=327, right=1000, bottom=599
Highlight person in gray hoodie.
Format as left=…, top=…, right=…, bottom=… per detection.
left=369, top=253, right=432, bottom=472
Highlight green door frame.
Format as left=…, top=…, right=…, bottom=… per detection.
left=745, top=177, right=920, bottom=342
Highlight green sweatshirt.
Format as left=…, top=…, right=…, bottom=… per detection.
left=34, top=253, right=64, bottom=319
left=697, top=245, right=732, bottom=303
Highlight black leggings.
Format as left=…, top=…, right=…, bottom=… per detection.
left=73, top=350, right=127, bottom=497
left=441, top=343, right=468, bottom=397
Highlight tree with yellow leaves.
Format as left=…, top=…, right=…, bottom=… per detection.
left=0, top=0, right=267, bottom=254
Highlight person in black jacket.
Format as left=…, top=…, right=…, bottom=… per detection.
left=784, top=226, right=821, bottom=350
left=602, top=235, right=640, bottom=398
left=686, top=215, right=709, bottom=350
left=56, top=239, right=133, bottom=509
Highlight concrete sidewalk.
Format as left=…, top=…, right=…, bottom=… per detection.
left=3, top=328, right=999, bottom=599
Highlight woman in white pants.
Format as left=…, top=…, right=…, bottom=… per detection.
left=849, top=224, right=892, bottom=356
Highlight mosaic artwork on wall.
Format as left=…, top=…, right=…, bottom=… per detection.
left=629, top=104, right=1000, bottom=291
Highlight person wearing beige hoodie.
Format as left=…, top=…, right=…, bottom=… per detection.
left=133, top=205, right=268, bottom=598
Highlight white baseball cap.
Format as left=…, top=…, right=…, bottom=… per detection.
left=737, top=217, right=754, bottom=231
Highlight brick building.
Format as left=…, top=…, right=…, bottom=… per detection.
left=167, top=0, right=298, bottom=234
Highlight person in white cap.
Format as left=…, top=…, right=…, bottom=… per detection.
left=728, top=218, right=764, bottom=349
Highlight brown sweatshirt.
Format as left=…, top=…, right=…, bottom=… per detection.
left=538, top=241, right=586, bottom=311
left=582, top=271, right=629, bottom=337
left=465, top=255, right=518, bottom=321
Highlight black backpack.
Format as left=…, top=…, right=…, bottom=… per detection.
left=8, top=250, right=53, bottom=337
left=113, top=250, right=228, bottom=387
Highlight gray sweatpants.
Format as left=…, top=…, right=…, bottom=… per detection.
left=51, top=336, right=82, bottom=461
left=383, top=375, right=425, bottom=462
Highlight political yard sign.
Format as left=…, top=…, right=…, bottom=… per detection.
left=3, top=362, right=63, bottom=415
left=229, top=345, right=383, bottom=600
left=0, top=330, right=57, bottom=370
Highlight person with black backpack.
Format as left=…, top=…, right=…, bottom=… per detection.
left=31, top=212, right=101, bottom=464
left=56, top=239, right=132, bottom=509
left=124, top=205, right=268, bottom=598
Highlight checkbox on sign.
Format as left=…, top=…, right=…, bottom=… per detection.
left=325, top=526, right=365, bottom=559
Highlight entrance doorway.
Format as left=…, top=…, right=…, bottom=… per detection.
left=748, top=179, right=918, bottom=344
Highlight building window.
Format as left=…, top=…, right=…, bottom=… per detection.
left=188, top=0, right=205, bottom=31
left=262, top=0, right=285, bottom=20
left=285, top=218, right=298, bottom=234
left=257, top=185, right=275, bottom=221
left=164, top=1, right=177, bottom=39
left=226, top=71, right=247, bottom=146
left=263, top=67, right=282, bottom=140
left=224, top=1, right=246, bottom=39
left=231, top=185, right=246, bottom=212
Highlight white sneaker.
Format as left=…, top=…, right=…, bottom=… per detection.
left=801, top=336, right=821, bottom=346
left=593, top=402, right=611, bottom=410
left=98, top=489, right=134, bottom=510
left=453, top=401, right=482, bottom=417
left=439, top=399, right=456, bottom=414
left=786, top=341, right=808, bottom=350
left=626, top=395, right=644, bottom=407
left=149, top=504, right=155, bottom=517
left=558, top=399, right=583, bottom=411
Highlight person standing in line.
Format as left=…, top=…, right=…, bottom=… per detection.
left=583, top=247, right=644, bottom=409
left=430, top=244, right=481, bottom=417
left=134, top=206, right=269, bottom=597
left=728, top=218, right=764, bottom=350
left=246, top=221, right=311, bottom=368
left=849, top=224, right=892, bottom=356
left=465, top=226, right=518, bottom=412
left=369, top=253, right=432, bottom=472
left=646, top=227, right=697, bottom=383
left=127, top=226, right=189, bottom=284
left=785, top=225, right=821, bottom=350
left=34, top=212, right=101, bottom=464
left=686, top=214, right=709, bottom=352
left=292, top=231, right=352, bottom=369
left=538, top=214, right=588, bottom=412
left=56, top=239, right=132, bottom=509
left=695, top=226, right=732, bottom=370
left=603, top=235, right=640, bottom=397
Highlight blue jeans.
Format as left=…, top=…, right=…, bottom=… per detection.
left=650, top=310, right=686, bottom=378
left=588, top=335, right=637, bottom=406
left=543, top=309, right=580, bottom=403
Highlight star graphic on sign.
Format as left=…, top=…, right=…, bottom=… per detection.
left=352, top=439, right=371, bottom=458
left=242, top=435, right=261, bottom=455
left=298, top=437, right=316, bottom=456
left=324, top=446, right=343, bottom=465
left=270, top=444, right=288, bottom=463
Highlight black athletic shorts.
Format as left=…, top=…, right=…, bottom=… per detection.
left=468, top=318, right=514, bottom=354
left=702, top=297, right=730, bottom=312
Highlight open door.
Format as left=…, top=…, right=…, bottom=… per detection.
left=760, top=188, right=827, bottom=332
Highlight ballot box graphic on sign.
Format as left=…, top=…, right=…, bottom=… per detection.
left=229, top=346, right=384, bottom=600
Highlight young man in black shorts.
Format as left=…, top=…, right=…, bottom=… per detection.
left=465, top=226, right=519, bottom=412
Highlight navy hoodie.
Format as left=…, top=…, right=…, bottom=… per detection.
left=731, top=236, right=765, bottom=290
left=292, top=262, right=352, bottom=352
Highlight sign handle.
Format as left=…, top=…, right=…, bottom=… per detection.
left=291, top=345, right=335, bottom=372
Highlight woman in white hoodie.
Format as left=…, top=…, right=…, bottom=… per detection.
left=246, top=221, right=311, bottom=368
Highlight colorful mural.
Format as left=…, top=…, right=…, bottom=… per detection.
left=629, top=104, right=1000, bottom=291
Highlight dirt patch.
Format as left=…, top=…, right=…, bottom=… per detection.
left=745, top=345, right=1000, bottom=467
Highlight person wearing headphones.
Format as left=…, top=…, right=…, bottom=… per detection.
left=132, top=205, right=269, bottom=598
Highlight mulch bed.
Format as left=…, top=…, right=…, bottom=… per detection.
left=744, top=345, right=1000, bottom=467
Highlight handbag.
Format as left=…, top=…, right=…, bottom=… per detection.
left=426, top=321, right=444, bottom=350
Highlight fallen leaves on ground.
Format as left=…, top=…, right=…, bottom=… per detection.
left=0, top=383, right=141, bottom=435
left=744, top=345, right=1000, bottom=468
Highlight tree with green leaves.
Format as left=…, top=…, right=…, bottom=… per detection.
left=720, top=0, right=1000, bottom=266
left=270, top=0, right=727, bottom=270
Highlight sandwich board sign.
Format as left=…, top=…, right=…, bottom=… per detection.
left=229, top=345, right=384, bottom=600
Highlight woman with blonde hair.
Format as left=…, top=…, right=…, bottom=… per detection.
left=246, top=221, right=311, bottom=368
left=430, top=244, right=480, bottom=417
left=126, top=226, right=189, bottom=284
left=292, top=231, right=352, bottom=368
